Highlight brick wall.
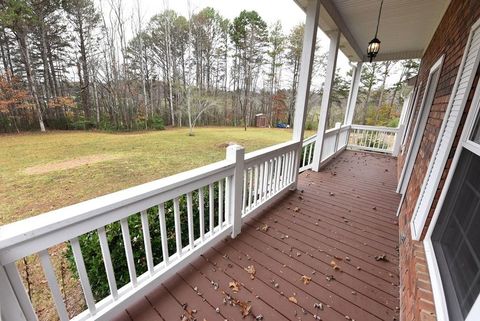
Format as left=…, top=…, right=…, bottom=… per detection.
left=397, top=0, right=480, bottom=320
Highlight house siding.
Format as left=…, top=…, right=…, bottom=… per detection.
left=397, top=0, right=480, bottom=320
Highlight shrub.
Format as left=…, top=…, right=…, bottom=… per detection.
left=65, top=187, right=219, bottom=301
left=149, top=116, right=165, bottom=130
left=386, top=117, right=399, bottom=128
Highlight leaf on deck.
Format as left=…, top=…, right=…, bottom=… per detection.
left=288, top=296, right=298, bottom=304
left=229, top=281, right=241, bottom=293
left=238, top=300, right=252, bottom=317
left=374, top=254, right=389, bottom=262
left=300, top=275, right=312, bottom=285
left=326, top=274, right=335, bottom=282
left=244, top=265, right=256, bottom=279
left=330, top=260, right=341, bottom=271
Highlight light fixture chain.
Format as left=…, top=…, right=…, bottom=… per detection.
left=375, top=0, right=384, bottom=38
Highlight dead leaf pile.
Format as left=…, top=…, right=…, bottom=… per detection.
left=244, top=265, right=256, bottom=280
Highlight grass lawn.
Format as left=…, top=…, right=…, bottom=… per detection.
left=0, top=127, right=313, bottom=225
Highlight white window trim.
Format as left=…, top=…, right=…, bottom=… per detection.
left=401, top=84, right=421, bottom=153
left=410, top=19, right=480, bottom=240
left=424, top=58, right=480, bottom=321
left=397, top=56, right=444, bottom=195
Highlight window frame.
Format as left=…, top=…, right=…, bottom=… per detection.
left=425, top=68, right=480, bottom=321
left=397, top=56, right=444, bottom=194
left=401, top=84, right=421, bottom=153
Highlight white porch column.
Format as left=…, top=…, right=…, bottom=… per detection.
left=291, top=0, right=320, bottom=187
left=311, top=30, right=340, bottom=172
left=344, top=62, right=363, bottom=125
left=291, top=0, right=320, bottom=142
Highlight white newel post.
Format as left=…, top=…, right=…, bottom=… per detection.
left=311, top=30, right=340, bottom=172
left=226, top=145, right=245, bottom=238
left=291, top=0, right=320, bottom=188
left=392, top=124, right=405, bottom=157
left=0, top=266, right=28, bottom=321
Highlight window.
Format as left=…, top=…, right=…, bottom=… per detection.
left=397, top=57, right=443, bottom=195
left=411, top=22, right=480, bottom=240
left=425, top=54, right=480, bottom=321
left=401, top=85, right=421, bottom=150
left=432, top=149, right=480, bottom=320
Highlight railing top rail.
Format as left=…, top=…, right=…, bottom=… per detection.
left=244, top=140, right=300, bottom=166
left=325, top=124, right=351, bottom=135
left=0, top=159, right=235, bottom=253
left=350, top=124, right=399, bottom=132
left=0, top=140, right=302, bottom=263
left=302, top=134, right=317, bottom=145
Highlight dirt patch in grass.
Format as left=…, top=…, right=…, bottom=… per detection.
left=24, top=154, right=122, bottom=175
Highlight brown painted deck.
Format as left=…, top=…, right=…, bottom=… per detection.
left=114, top=150, right=401, bottom=321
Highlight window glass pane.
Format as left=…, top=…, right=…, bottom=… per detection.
left=472, top=114, right=480, bottom=144
left=432, top=149, right=480, bottom=319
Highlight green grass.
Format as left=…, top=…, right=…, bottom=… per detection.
left=0, top=127, right=313, bottom=225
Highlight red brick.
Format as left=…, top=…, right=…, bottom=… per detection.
left=398, top=1, right=480, bottom=320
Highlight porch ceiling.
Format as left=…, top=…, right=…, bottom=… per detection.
left=294, top=0, right=450, bottom=62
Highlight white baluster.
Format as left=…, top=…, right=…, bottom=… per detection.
left=120, top=218, right=137, bottom=286
left=140, top=211, right=154, bottom=275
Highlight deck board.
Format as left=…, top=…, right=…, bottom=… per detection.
left=121, top=150, right=401, bottom=321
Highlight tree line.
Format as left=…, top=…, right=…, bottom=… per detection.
left=0, top=0, right=418, bottom=133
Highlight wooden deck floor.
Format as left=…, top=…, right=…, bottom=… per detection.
left=113, top=150, right=401, bottom=321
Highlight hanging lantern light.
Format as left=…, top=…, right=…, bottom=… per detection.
left=367, top=0, right=384, bottom=62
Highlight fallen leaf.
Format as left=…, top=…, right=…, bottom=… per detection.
left=244, top=265, right=256, bottom=279
left=293, top=207, right=300, bottom=212
left=288, top=296, right=298, bottom=304
left=326, top=274, right=335, bottom=282
left=229, top=281, right=240, bottom=293
left=374, top=254, right=389, bottom=262
left=260, top=224, right=269, bottom=232
left=300, top=275, right=312, bottom=285
left=238, top=300, right=252, bottom=317
left=330, top=260, right=341, bottom=271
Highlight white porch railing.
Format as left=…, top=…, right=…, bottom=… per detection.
left=0, top=140, right=300, bottom=321
left=299, top=123, right=351, bottom=172
left=299, top=134, right=316, bottom=171
left=321, top=124, right=350, bottom=163
left=0, top=124, right=404, bottom=321
left=347, top=124, right=402, bottom=155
